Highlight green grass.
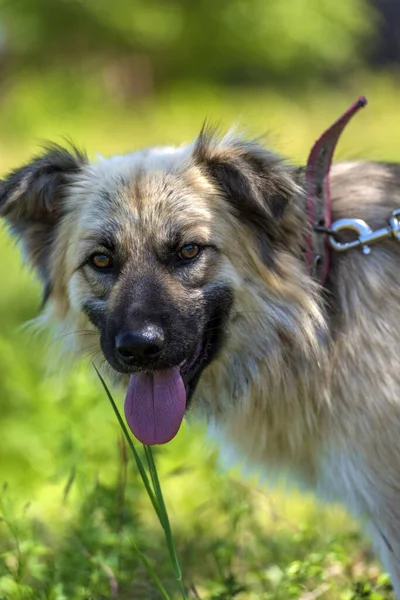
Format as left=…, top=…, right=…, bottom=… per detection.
left=94, top=366, right=187, bottom=599
left=0, top=72, right=399, bottom=599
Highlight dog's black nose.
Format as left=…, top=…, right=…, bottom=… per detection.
left=115, top=325, right=165, bottom=363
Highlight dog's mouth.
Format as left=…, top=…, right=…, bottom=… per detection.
left=123, top=317, right=223, bottom=446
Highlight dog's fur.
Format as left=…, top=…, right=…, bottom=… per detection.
left=1, top=130, right=400, bottom=593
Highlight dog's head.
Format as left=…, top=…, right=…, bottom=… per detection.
left=0, top=130, right=321, bottom=445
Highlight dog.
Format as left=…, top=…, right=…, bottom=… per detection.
left=1, top=128, right=400, bottom=594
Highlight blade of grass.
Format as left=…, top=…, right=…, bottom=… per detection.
left=143, top=444, right=159, bottom=497
left=93, top=365, right=160, bottom=519
left=94, top=365, right=188, bottom=599
left=131, top=539, right=173, bottom=600
left=144, top=444, right=188, bottom=599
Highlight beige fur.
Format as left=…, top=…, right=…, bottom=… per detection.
left=1, top=132, right=400, bottom=595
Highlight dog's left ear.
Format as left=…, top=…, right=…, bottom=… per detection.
left=193, top=128, right=300, bottom=252
left=0, top=144, right=87, bottom=297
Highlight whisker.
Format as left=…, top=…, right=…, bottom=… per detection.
left=202, top=325, right=224, bottom=334
left=232, top=310, right=264, bottom=316
left=76, top=347, right=103, bottom=363
left=50, top=330, right=100, bottom=345
left=98, top=358, right=117, bottom=381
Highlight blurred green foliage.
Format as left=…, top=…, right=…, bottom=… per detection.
left=0, top=0, right=374, bottom=88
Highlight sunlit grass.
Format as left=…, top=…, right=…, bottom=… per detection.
left=1, top=71, right=400, bottom=170
left=95, top=366, right=187, bottom=599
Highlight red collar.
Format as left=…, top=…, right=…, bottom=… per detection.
left=305, top=96, right=367, bottom=285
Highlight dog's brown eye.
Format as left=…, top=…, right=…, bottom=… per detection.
left=178, top=244, right=200, bottom=260
left=90, top=253, right=113, bottom=270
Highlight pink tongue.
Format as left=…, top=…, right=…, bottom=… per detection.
left=124, top=368, right=186, bottom=445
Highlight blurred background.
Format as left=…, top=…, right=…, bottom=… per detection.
left=0, top=1, right=399, bottom=598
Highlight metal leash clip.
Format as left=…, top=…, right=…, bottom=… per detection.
left=327, top=208, right=400, bottom=254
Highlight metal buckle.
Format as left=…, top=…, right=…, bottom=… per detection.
left=329, top=209, right=400, bottom=254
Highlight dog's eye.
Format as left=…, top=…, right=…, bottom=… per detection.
left=178, top=244, right=200, bottom=261
left=89, top=253, right=113, bottom=271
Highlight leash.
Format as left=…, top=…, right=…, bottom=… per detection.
left=305, top=96, right=367, bottom=285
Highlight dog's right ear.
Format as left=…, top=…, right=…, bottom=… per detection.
left=0, top=145, right=87, bottom=299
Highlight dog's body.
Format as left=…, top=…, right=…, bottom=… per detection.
left=1, top=131, right=400, bottom=593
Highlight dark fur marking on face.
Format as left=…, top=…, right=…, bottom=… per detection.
left=111, top=268, right=179, bottom=327
left=79, top=264, right=117, bottom=310
left=152, top=227, right=186, bottom=261
left=184, top=281, right=234, bottom=402
left=84, top=235, right=117, bottom=256
left=82, top=300, right=106, bottom=330
left=0, top=143, right=87, bottom=300
left=101, top=267, right=200, bottom=373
